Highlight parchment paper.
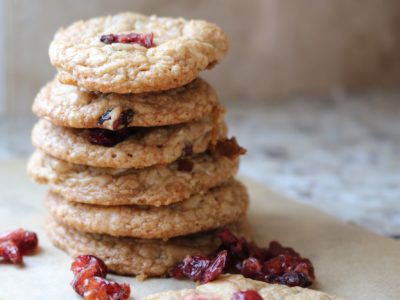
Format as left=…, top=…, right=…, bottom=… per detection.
left=0, top=159, right=399, bottom=300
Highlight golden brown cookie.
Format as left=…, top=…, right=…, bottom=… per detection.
left=45, top=217, right=250, bottom=277
left=31, top=117, right=226, bottom=168
left=45, top=179, right=249, bottom=239
left=27, top=150, right=239, bottom=206
left=32, top=78, right=219, bottom=129
left=143, top=275, right=345, bottom=300
left=49, top=13, right=229, bottom=93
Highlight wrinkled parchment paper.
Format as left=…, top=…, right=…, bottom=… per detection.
left=0, top=160, right=399, bottom=300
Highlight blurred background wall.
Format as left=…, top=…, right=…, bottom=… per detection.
left=2, top=0, right=400, bottom=118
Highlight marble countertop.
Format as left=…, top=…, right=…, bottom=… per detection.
left=2, top=89, right=400, bottom=237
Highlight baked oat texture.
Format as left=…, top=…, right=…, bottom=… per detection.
left=31, top=117, right=226, bottom=168
left=28, top=150, right=239, bottom=206
left=45, top=179, right=249, bottom=239
left=49, top=13, right=229, bottom=93
left=144, top=274, right=345, bottom=300
left=45, top=217, right=250, bottom=277
left=32, top=78, right=219, bottom=129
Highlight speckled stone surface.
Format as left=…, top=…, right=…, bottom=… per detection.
left=1, top=90, right=400, bottom=236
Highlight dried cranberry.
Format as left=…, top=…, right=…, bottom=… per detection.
left=88, top=128, right=131, bottom=147
left=231, top=290, right=263, bottom=300
left=182, top=144, right=193, bottom=158
left=266, top=240, right=299, bottom=259
left=71, top=255, right=108, bottom=277
left=240, top=258, right=263, bottom=279
left=82, top=277, right=130, bottom=300
left=100, top=32, right=154, bottom=48
left=0, top=229, right=38, bottom=264
left=112, top=109, right=134, bottom=130
left=202, top=250, right=227, bottom=283
left=0, top=240, right=21, bottom=264
left=177, top=158, right=194, bottom=172
left=215, top=137, right=246, bottom=160
left=169, top=251, right=227, bottom=283
left=70, top=255, right=130, bottom=300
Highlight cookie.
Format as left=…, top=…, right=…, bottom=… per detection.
left=49, top=13, right=229, bottom=93
left=31, top=116, right=226, bottom=168
left=45, top=217, right=250, bottom=277
left=32, top=78, right=219, bottom=129
left=45, top=179, right=248, bottom=239
left=28, top=150, right=239, bottom=206
left=143, top=274, right=344, bottom=300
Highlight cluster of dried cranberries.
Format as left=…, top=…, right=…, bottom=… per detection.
left=169, top=229, right=315, bottom=287
left=100, top=32, right=154, bottom=48
left=0, top=229, right=38, bottom=264
left=71, top=255, right=130, bottom=300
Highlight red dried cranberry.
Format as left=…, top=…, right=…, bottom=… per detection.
left=177, top=158, right=194, bottom=172
left=169, top=251, right=227, bottom=283
left=202, top=250, right=227, bottom=283
left=0, top=229, right=38, bottom=264
left=215, top=137, right=246, bottom=160
left=88, top=128, right=131, bottom=147
left=82, top=276, right=130, bottom=300
left=231, top=290, right=263, bottom=300
left=71, top=255, right=108, bottom=277
left=100, top=32, right=154, bottom=48
left=240, top=258, right=263, bottom=279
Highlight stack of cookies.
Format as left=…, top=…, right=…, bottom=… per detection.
left=28, top=13, right=249, bottom=278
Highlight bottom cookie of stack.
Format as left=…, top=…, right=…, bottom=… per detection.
left=46, top=217, right=251, bottom=278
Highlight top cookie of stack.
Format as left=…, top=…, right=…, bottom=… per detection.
left=49, top=12, right=228, bottom=94
left=28, top=12, right=248, bottom=278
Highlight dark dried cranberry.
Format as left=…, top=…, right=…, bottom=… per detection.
left=182, top=144, right=193, bottom=158
left=169, top=251, right=227, bottom=283
left=97, top=108, right=113, bottom=125
left=70, top=255, right=130, bottom=299
left=88, top=128, right=131, bottom=147
left=100, top=32, right=154, bottom=48
left=82, top=276, right=130, bottom=300
left=277, top=271, right=311, bottom=287
left=0, top=229, right=38, bottom=264
left=177, top=158, right=194, bottom=172
left=231, top=290, right=263, bottom=300
left=263, top=254, right=314, bottom=287
left=215, top=137, right=246, bottom=160
left=112, top=109, right=134, bottom=130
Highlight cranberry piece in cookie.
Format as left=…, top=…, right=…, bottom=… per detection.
left=100, top=32, right=154, bottom=48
